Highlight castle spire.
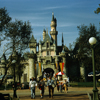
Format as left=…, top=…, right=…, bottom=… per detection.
left=52, top=12, right=54, bottom=21
left=43, top=28, right=46, bottom=40
left=50, top=13, right=58, bottom=46
left=62, top=33, right=64, bottom=47
left=46, top=28, right=48, bottom=34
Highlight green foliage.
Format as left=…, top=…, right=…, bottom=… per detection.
left=95, top=42, right=100, bottom=71
left=0, top=7, right=11, bottom=32
left=0, top=7, right=32, bottom=54
left=9, top=52, right=27, bottom=83
left=70, top=82, right=100, bottom=87
left=0, top=7, right=32, bottom=85
left=0, top=84, right=5, bottom=90
left=77, top=24, right=98, bottom=52
left=75, top=24, right=100, bottom=70
left=4, top=19, right=32, bottom=53
left=94, top=4, right=100, bottom=14
left=0, top=7, right=11, bottom=46
left=0, top=84, right=12, bottom=90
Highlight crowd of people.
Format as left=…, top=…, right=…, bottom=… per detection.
left=29, top=72, right=69, bottom=99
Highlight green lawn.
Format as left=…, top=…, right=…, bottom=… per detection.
left=0, top=84, right=12, bottom=90
left=69, top=82, right=100, bottom=87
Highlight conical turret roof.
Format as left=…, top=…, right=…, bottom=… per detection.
left=29, top=35, right=36, bottom=43
left=43, top=29, right=46, bottom=32
left=62, top=47, right=65, bottom=53
left=43, top=33, right=52, bottom=43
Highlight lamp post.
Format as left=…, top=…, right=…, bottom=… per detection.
left=12, top=60, right=17, bottom=98
left=89, top=37, right=99, bottom=100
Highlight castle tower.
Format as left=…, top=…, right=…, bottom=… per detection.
left=28, top=35, right=37, bottom=79
left=53, top=40, right=56, bottom=55
left=29, top=35, right=37, bottom=53
left=42, top=29, right=46, bottom=40
left=50, top=13, right=58, bottom=46
left=28, top=52, right=36, bottom=79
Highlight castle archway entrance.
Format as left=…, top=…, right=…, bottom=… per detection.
left=43, top=68, right=54, bottom=78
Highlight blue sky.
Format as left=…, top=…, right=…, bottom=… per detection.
left=0, top=0, right=100, bottom=51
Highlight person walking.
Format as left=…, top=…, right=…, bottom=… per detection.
left=63, top=79, right=68, bottom=93
left=59, top=77, right=63, bottom=93
left=50, top=72, right=52, bottom=78
left=38, top=78, right=45, bottom=99
left=67, top=77, right=70, bottom=86
left=47, top=73, right=50, bottom=81
left=47, top=77, right=55, bottom=98
left=43, top=72, right=46, bottom=78
left=29, top=77, right=37, bottom=99
left=56, top=79, right=59, bottom=92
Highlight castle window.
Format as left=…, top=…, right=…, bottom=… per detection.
left=47, top=51, right=49, bottom=55
left=52, top=59, right=55, bottom=63
left=47, top=43, right=49, bottom=48
left=46, top=60, right=50, bottom=64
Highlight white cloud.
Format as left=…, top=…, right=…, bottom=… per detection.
left=41, top=6, right=67, bottom=10
left=69, top=12, right=100, bottom=19
left=58, top=23, right=78, bottom=27
left=31, top=23, right=49, bottom=27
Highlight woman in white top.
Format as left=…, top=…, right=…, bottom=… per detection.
left=29, top=77, right=37, bottom=99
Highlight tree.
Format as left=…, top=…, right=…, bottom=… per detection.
left=0, top=7, right=12, bottom=85
left=9, top=52, right=27, bottom=84
left=94, top=4, right=100, bottom=14
left=4, top=19, right=32, bottom=54
left=0, top=7, right=11, bottom=32
left=0, top=8, right=32, bottom=86
left=0, top=7, right=32, bottom=54
left=75, top=24, right=100, bottom=70
left=0, top=7, right=11, bottom=45
left=2, top=14, right=32, bottom=85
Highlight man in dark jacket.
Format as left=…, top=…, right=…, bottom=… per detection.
left=47, top=77, right=55, bottom=98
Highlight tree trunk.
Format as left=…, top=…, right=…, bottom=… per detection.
left=19, top=74, right=21, bottom=84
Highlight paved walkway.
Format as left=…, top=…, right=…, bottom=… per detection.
left=1, top=87, right=100, bottom=100
left=18, top=94, right=89, bottom=100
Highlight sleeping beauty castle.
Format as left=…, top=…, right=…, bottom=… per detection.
left=0, top=13, right=86, bottom=83
left=22, top=13, right=68, bottom=82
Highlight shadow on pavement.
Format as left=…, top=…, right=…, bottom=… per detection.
left=19, top=93, right=89, bottom=100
